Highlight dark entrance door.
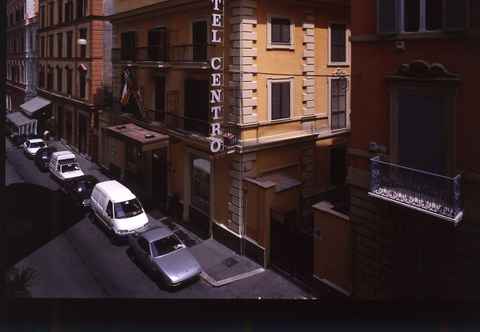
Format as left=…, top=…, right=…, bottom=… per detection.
left=154, top=77, right=165, bottom=122
left=192, top=21, right=207, bottom=61
left=65, top=111, right=73, bottom=145
left=152, top=148, right=168, bottom=211
left=78, top=113, right=88, bottom=153
left=270, top=208, right=314, bottom=288
left=184, top=79, right=209, bottom=135
left=148, top=27, right=167, bottom=61
left=57, top=106, right=64, bottom=139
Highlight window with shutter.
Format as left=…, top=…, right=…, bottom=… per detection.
left=330, top=24, right=347, bottom=64
left=271, top=18, right=291, bottom=43
left=471, top=0, right=480, bottom=31
left=57, top=33, right=63, bottom=58
left=57, top=67, right=63, bottom=92
left=270, top=81, right=291, bottom=120
left=148, top=28, right=168, bottom=61
left=121, top=32, right=136, bottom=61
left=330, top=78, right=347, bottom=131
left=378, top=0, right=398, bottom=34
left=67, top=31, right=73, bottom=58
left=379, top=0, right=468, bottom=34
left=444, top=0, right=467, bottom=31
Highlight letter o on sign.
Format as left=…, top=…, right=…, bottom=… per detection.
left=210, top=138, right=223, bottom=153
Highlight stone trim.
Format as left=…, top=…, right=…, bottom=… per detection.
left=227, top=152, right=257, bottom=236
left=229, top=0, right=258, bottom=125
left=302, top=12, right=315, bottom=116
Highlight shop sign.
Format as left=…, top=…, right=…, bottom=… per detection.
left=209, top=0, right=224, bottom=153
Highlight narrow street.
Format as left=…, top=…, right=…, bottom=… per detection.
left=6, top=139, right=312, bottom=299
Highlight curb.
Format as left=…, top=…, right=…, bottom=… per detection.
left=200, top=267, right=266, bottom=287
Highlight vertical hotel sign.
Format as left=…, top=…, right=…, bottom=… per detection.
left=209, top=0, right=224, bottom=153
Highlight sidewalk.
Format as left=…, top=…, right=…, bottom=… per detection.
left=148, top=211, right=265, bottom=287
left=190, top=240, right=265, bottom=287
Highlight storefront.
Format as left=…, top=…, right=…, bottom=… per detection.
left=103, top=123, right=169, bottom=208
left=19, top=96, right=52, bottom=134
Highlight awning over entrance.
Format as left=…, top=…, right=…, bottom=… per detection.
left=20, top=96, right=51, bottom=117
left=104, top=123, right=169, bottom=151
left=253, top=173, right=302, bottom=193
left=6, top=112, right=38, bottom=135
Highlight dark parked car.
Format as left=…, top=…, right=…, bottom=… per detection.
left=128, top=227, right=202, bottom=287
left=62, top=175, right=99, bottom=208
left=34, top=146, right=58, bottom=171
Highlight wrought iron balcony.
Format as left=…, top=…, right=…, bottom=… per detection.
left=112, top=44, right=220, bottom=65
left=368, top=156, right=463, bottom=224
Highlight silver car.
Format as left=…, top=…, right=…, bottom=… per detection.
left=128, top=226, right=202, bottom=286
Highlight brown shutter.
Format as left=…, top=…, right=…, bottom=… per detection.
left=271, top=83, right=281, bottom=120
left=469, top=0, right=480, bottom=32
left=271, top=21, right=281, bottom=43
left=377, top=0, right=399, bottom=34
left=444, top=0, right=467, bottom=31
left=281, top=21, right=291, bottom=43
left=281, top=82, right=290, bottom=119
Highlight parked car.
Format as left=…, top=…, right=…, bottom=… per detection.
left=49, top=151, right=85, bottom=181
left=62, top=175, right=99, bottom=208
left=23, top=138, right=47, bottom=158
left=90, top=180, right=150, bottom=238
left=34, top=146, right=58, bottom=172
left=128, top=226, right=202, bottom=286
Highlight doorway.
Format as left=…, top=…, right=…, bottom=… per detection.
left=57, top=106, right=64, bottom=139
left=78, top=113, right=88, bottom=153
left=154, top=77, right=165, bottom=122
left=65, top=110, right=73, bottom=145
left=152, top=148, right=168, bottom=211
left=189, top=156, right=211, bottom=239
left=270, top=208, right=314, bottom=288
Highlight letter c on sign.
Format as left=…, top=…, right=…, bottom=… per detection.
left=211, top=57, right=222, bottom=70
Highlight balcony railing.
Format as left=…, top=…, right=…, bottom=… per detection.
left=165, top=112, right=210, bottom=137
left=112, top=44, right=219, bottom=64
left=368, top=156, right=463, bottom=224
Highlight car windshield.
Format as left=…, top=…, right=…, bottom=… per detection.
left=30, top=142, right=46, bottom=148
left=59, top=158, right=76, bottom=165
left=61, top=164, right=80, bottom=173
left=151, top=235, right=184, bottom=257
left=113, top=199, right=143, bottom=219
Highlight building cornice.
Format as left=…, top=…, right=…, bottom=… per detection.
left=106, top=0, right=205, bottom=22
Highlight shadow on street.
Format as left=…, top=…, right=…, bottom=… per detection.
left=5, top=183, right=87, bottom=267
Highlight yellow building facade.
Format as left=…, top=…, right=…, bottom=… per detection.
left=104, top=0, right=350, bottom=286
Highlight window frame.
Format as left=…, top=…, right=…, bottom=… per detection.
left=389, top=81, right=457, bottom=176
left=267, top=15, right=295, bottom=50
left=328, top=23, right=350, bottom=67
left=328, top=76, right=350, bottom=132
left=267, top=78, right=294, bottom=122
left=78, top=66, right=88, bottom=99
left=121, top=31, right=137, bottom=61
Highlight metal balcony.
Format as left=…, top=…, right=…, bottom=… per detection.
left=368, top=156, right=463, bottom=224
left=112, top=44, right=220, bottom=65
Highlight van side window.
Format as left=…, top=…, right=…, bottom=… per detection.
left=106, top=201, right=113, bottom=218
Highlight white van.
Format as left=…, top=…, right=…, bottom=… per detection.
left=90, top=180, right=149, bottom=237
left=49, top=151, right=85, bottom=181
